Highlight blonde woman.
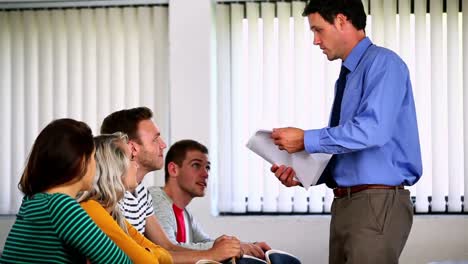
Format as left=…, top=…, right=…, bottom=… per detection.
left=78, top=133, right=173, bottom=264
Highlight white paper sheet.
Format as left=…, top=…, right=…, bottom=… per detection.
left=246, top=129, right=332, bottom=188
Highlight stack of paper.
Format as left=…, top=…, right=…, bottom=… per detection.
left=246, top=129, right=332, bottom=188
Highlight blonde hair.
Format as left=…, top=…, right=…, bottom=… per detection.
left=77, top=132, right=130, bottom=233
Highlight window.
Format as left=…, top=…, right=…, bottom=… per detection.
left=216, top=0, right=468, bottom=214
left=0, top=4, right=169, bottom=215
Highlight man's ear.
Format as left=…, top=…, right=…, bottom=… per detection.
left=335, top=13, right=348, bottom=30
left=167, top=162, right=179, bottom=177
left=128, top=140, right=139, bottom=159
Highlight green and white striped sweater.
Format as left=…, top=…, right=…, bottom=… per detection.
left=0, top=192, right=132, bottom=264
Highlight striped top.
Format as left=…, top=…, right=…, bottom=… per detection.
left=119, top=184, right=154, bottom=233
left=0, top=193, right=132, bottom=264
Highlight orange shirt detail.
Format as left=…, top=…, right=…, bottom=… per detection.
left=81, top=200, right=173, bottom=264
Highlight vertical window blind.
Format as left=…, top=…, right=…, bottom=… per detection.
left=0, top=5, right=169, bottom=215
left=216, top=0, right=468, bottom=214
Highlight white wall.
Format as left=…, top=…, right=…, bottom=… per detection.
left=1, top=1, right=468, bottom=264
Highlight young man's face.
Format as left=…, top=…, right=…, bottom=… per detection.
left=175, top=150, right=211, bottom=198
left=308, top=12, right=344, bottom=61
left=133, top=119, right=167, bottom=174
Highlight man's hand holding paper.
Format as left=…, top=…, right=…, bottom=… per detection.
left=246, top=129, right=332, bottom=188
left=270, top=127, right=306, bottom=187
left=270, top=164, right=301, bottom=187
left=271, top=127, right=305, bottom=153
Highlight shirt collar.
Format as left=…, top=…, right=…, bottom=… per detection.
left=342, top=37, right=372, bottom=72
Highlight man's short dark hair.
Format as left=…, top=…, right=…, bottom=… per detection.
left=302, top=0, right=366, bottom=30
left=164, top=139, right=208, bottom=183
left=100, top=107, right=153, bottom=142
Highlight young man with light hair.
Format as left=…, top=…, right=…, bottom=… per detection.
left=101, top=107, right=241, bottom=263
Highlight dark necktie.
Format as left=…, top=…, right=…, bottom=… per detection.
left=317, top=65, right=349, bottom=188
left=330, top=65, right=350, bottom=127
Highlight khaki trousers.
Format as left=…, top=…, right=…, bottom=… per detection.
left=329, top=188, right=413, bottom=264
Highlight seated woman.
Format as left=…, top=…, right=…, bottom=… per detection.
left=0, top=119, right=131, bottom=264
left=77, top=133, right=173, bottom=264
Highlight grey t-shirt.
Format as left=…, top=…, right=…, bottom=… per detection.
left=148, top=186, right=214, bottom=250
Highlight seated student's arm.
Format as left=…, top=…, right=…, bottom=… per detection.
left=147, top=188, right=213, bottom=250
left=187, top=209, right=271, bottom=260
left=145, top=214, right=193, bottom=251
left=125, top=221, right=174, bottom=263
left=240, top=241, right=272, bottom=260
left=188, top=212, right=271, bottom=260
left=151, top=190, right=214, bottom=250
left=187, top=211, right=215, bottom=247
left=147, top=187, right=241, bottom=261
left=49, top=194, right=131, bottom=264
left=81, top=200, right=173, bottom=264
left=146, top=214, right=242, bottom=263
left=145, top=188, right=191, bottom=251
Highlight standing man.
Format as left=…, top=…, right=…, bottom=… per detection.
left=101, top=107, right=241, bottom=263
left=270, top=1, right=422, bottom=264
left=150, top=139, right=272, bottom=260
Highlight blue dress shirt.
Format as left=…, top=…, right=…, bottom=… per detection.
left=304, top=37, right=422, bottom=187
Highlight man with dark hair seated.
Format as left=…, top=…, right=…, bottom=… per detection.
left=150, top=139, right=299, bottom=264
